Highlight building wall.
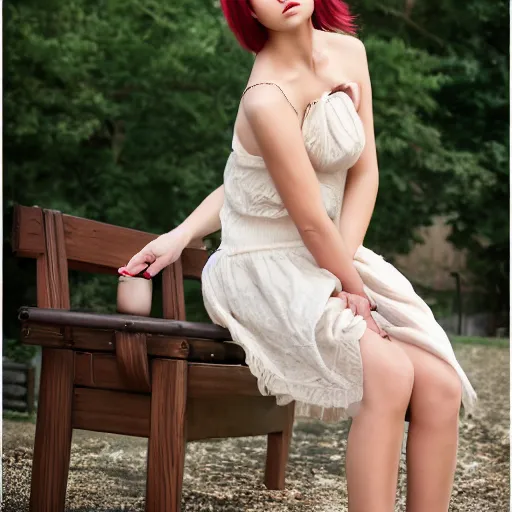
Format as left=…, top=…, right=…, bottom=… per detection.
left=393, top=216, right=470, bottom=291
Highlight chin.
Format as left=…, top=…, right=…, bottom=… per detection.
left=255, top=0, right=314, bottom=31
left=276, top=13, right=313, bottom=31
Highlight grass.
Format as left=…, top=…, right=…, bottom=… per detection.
left=2, top=410, right=37, bottom=423
left=450, top=335, right=509, bottom=349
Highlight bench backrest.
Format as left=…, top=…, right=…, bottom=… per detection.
left=12, top=205, right=209, bottom=320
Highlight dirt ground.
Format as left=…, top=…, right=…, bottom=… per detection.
left=2, top=343, right=509, bottom=512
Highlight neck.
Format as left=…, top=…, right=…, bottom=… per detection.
left=263, top=21, right=316, bottom=71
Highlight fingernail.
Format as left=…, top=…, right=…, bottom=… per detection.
left=143, top=271, right=152, bottom=280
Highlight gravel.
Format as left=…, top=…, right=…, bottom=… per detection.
left=2, top=343, right=509, bottom=511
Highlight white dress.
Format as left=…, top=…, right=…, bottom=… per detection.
left=201, top=86, right=478, bottom=423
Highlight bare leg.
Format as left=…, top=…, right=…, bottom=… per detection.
left=346, top=329, right=415, bottom=512
left=389, top=338, right=462, bottom=512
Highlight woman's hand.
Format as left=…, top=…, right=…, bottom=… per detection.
left=118, top=226, right=191, bottom=279
left=332, top=291, right=389, bottom=339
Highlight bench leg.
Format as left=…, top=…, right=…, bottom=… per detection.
left=146, top=359, right=187, bottom=512
left=30, top=348, right=74, bottom=512
left=264, top=402, right=295, bottom=490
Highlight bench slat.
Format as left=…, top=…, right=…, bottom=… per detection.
left=13, top=205, right=208, bottom=279
left=72, top=387, right=291, bottom=441
left=73, top=354, right=254, bottom=396
left=21, top=323, right=246, bottom=364
left=72, top=388, right=150, bottom=437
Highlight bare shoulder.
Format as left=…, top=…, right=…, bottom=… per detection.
left=328, top=32, right=369, bottom=75
left=328, top=32, right=366, bottom=55
left=241, top=82, right=298, bottom=122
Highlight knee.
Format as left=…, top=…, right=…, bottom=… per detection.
left=422, top=367, right=462, bottom=421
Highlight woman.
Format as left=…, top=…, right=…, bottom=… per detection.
left=119, top=1, right=477, bottom=510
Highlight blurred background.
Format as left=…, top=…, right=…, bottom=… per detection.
left=2, top=2, right=509, bottom=511
left=4, top=0, right=509, bottom=341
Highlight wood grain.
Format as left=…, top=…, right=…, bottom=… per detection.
left=30, top=209, right=73, bottom=512
left=146, top=359, right=187, bottom=512
left=115, top=331, right=151, bottom=392
left=12, top=204, right=45, bottom=257
left=21, top=323, right=246, bottom=364
left=71, top=378, right=292, bottom=442
left=29, top=349, right=74, bottom=512
left=72, top=387, right=150, bottom=437
left=73, top=357, right=257, bottom=397
left=12, top=205, right=208, bottom=279
left=264, top=402, right=295, bottom=490
left=186, top=396, right=289, bottom=441
left=162, top=261, right=186, bottom=320
left=18, top=306, right=232, bottom=340
left=188, top=363, right=259, bottom=397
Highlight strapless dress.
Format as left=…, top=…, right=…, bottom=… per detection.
left=201, top=87, right=477, bottom=422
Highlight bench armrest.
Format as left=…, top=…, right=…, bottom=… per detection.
left=18, top=306, right=232, bottom=342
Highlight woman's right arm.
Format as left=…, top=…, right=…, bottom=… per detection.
left=179, top=184, right=224, bottom=244
left=119, top=184, right=224, bottom=277
left=242, top=86, right=368, bottom=299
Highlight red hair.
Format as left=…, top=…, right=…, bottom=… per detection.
left=220, top=0, right=357, bottom=53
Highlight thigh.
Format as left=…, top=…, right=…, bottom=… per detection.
left=357, top=329, right=414, bottom=410
left=389, top=338, right=462, bottom=418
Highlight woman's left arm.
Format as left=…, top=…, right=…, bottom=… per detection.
left=337, top=38, right=379, bottom=258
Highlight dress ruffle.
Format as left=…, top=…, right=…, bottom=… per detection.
left=202, top=246, right=369, bottom=423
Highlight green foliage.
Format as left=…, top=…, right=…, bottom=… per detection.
left=3, top=0, right=508, bottom=340
left=4, top=339, right=37, bottom=364
left=4, top=0, right=247, bottom=228
left=362, top=37, right=483, bottom=254
left=354, top=0, right=509, bottom=319
left=450, top=336, right=509, bottom=349
left=4, top=0, right=247, bottom=332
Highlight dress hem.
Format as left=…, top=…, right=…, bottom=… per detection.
left=241, top=342, right=365, bottom=423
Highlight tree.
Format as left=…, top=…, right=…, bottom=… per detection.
left=4, top=0, right=507, bottom=339
left=354, top=0, right=509, bottom=327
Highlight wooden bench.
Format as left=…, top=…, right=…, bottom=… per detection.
left=13, top=204, right=295, bottom=512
